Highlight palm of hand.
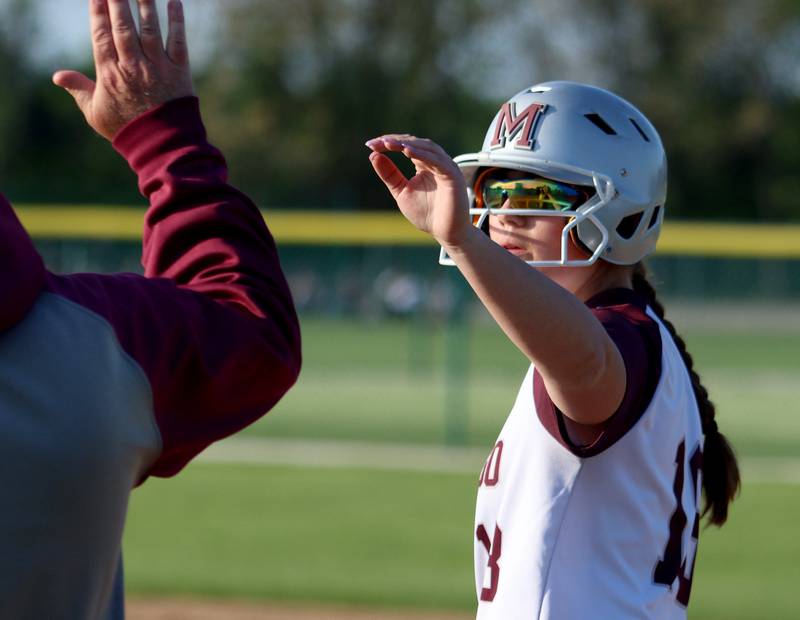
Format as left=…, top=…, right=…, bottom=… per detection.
left=367, top=135, right=471, bottom=247
left=53, top=0, right=195, bottom=142
left=399, top=169, right=468, bottom=245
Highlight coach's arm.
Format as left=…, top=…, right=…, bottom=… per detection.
left=49, top=0, right=301, bottom=478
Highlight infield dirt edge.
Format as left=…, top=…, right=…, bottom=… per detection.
left=128, top=597, right=473, bottom=620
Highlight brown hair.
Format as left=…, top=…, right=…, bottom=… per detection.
left=632, top=262, right=740, bottom=526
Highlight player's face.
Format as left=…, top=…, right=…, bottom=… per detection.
left=479, top=170, right=588, bottom=260
left=480, top=169, right=606, bottom=294
left=488, top=208, right=566, bottom=263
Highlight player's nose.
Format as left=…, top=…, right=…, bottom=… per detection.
left=497, top=199, right=525, bottom=227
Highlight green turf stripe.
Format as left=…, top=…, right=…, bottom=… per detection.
left=198, top=437, right=800, bottom=484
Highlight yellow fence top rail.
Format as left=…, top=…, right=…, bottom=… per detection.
left=14, top=206, right=800, bottom=259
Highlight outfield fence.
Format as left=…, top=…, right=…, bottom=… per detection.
left=15, top=206, right=800, bottom=258
left=21, top=206, right=798, bottom=448
left=20, top=206, right=800, bottom=305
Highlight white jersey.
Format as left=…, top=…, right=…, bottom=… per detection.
left=474, top=300, right=704, bottom=619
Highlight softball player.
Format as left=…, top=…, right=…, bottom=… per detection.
left=368, top=81, right=739, bottom=619
left=0, top=2, right=299, bottom=618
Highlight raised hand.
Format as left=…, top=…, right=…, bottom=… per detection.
left=53, top=0, right=195, bottom=141
left=366, top=135, right=472, bottom=249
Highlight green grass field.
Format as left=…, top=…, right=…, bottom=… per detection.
left=124, top=313, right=800, bottom=617
left=125, top=466, right=799, bottom=619
left=243, top=317, right=800, bottom=456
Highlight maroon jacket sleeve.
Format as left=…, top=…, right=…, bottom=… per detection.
left=0, top=197, right=45, bottom=330
left=534, top=288, right=662, bottom=457
left=46, top=97, right=301, bottom=479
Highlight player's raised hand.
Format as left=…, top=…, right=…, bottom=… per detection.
left=366, top=135, right=472, bottom=249
left=53, top=0, right=195, bottom=141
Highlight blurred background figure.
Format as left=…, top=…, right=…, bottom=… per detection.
left=2, top=1, right=797, bottom=619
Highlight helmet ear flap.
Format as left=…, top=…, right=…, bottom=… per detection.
left=465, top=182, right=485, bottom=236
left=569, top=218, right=595, bottom=258
left=470, top=167, right=494, bottom=238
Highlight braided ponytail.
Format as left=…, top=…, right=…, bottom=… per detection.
left=632, top=263, right=740, bottom=526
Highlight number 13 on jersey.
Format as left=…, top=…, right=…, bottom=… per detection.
left=476, top=441, right=504, bottom=602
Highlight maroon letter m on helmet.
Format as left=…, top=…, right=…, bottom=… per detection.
left=490, top=102, right=547, bottom=151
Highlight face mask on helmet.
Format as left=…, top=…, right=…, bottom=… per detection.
left=440, top=81, right=667, bottom=268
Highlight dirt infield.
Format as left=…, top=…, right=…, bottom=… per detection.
left=128, top=599, right=473, bottom=620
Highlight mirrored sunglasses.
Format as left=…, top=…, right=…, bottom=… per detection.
left=475, top=169, right=594, bottom=213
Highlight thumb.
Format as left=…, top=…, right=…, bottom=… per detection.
left=52, top=70, right=96, bottom=111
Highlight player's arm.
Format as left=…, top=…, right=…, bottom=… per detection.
left=367, top=135, right=625, bottom=426
left=49, top=0, right=300, bottom=478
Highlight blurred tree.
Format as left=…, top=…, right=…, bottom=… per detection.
left=1, top=0, right=798, bottom=221
left=0, top=0, right=140, bottom=205
left=515, top=0, right=800, bottom=221
left=0, top=0, right=35, bottom=185
left=197, top=0, right=800, bottom=220
left=9, top=65, right=142, bottom=205
left=198, top=0, right=504, bottom=209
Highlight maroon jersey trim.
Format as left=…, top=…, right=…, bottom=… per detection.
left=534, top=288, right=663, bottom=457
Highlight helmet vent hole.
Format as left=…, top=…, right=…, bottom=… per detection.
left=584, top=113, right=617, bottom=135
left=630, top=118, right=651, bottom=142
left=616, top=212, right=644, bottom=239
left=529, top=86, right=551, bottom=93
left=648, top=206, right=661, bottom=229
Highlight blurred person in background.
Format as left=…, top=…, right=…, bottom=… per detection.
left=0, top=1, right=300, bottom=618
left=367, top=81, right=739, bottom=619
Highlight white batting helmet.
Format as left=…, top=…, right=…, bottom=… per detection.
left=442, top=81, right=667, bottom=267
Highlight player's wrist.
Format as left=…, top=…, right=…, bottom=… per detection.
left=439, top=225, right=482, bottom=259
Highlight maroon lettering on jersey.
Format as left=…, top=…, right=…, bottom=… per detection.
left=489, top=102, right=547, bottom=151
left=654, top=440, right=703, bottom=607
left=476, top=523, right=502, bottom=602
left=479, top=441, right=504, bottom=487
left=676, top=447, right=703, bottom=606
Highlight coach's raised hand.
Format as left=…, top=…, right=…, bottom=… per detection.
left=53, top=0, right=195, bottom=141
